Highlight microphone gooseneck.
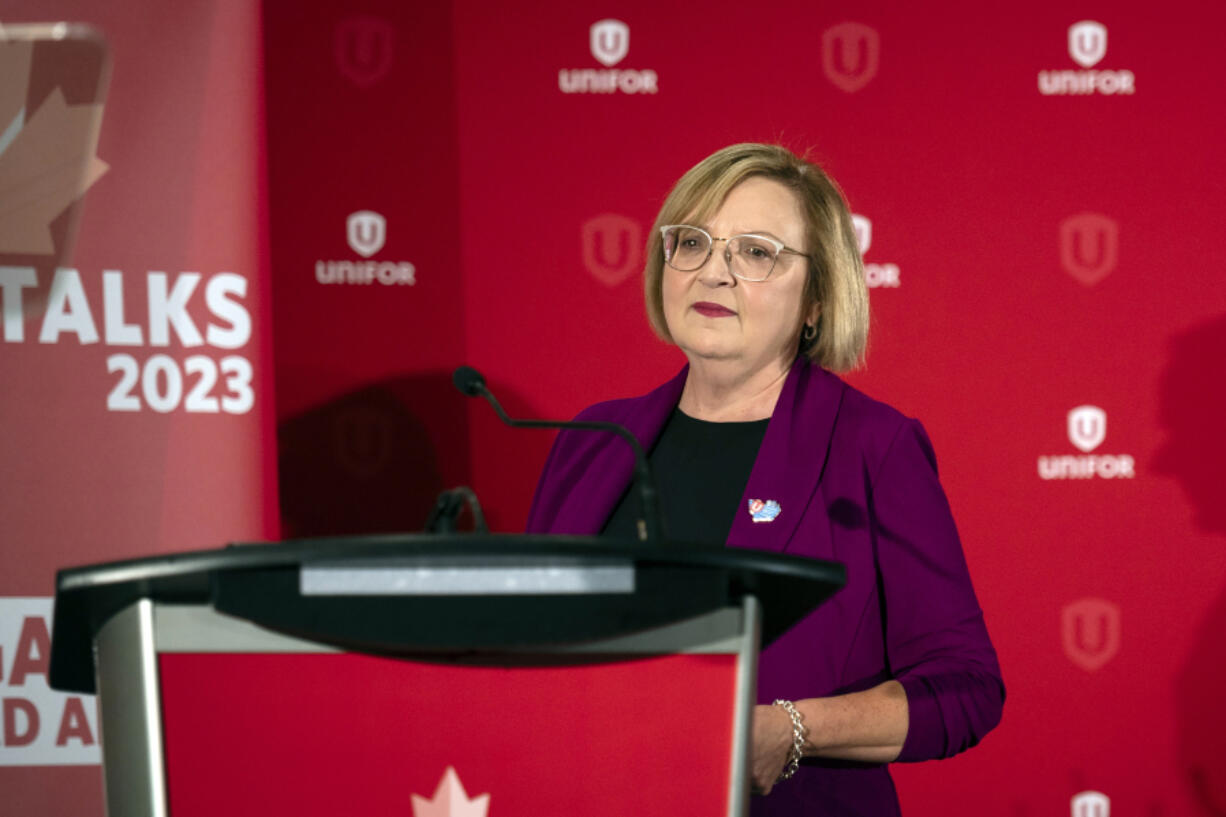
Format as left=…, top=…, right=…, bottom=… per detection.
left=452, top=365, right=663, bottom=543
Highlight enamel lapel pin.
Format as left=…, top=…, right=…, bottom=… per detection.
left=748, top=498, right=782, bottom=523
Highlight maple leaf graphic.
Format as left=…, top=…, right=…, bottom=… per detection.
left=0, top=41, right=32, bottom=147
left=411, top=767, right=490, bottom=817
left=0, top=41, right=108, bottom=255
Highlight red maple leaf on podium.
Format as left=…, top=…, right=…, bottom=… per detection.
left=411, top=767, right=490, bottom=817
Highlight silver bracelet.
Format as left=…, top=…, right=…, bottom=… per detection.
left=772, top=699, right=807, bottom=781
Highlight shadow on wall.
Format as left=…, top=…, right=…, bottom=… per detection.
left=277, top=372, right=472, bottom=538
left=1154, top=313, right=1226, bottom=817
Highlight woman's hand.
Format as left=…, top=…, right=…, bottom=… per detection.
left=750, top=703, right=795, bottom=796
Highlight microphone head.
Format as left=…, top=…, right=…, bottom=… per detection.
left=452, top=365, right=487, bottom=397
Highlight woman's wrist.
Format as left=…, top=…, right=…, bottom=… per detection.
left=772, top=699, right=808, bottom=780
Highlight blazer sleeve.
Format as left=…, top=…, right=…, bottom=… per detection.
left=869, top=418, right=1005, bottom=762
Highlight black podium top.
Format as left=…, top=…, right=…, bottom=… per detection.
left=49, top=535, right=846, bottom=693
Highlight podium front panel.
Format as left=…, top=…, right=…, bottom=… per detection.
left=96, top=599, right=759, bottom=817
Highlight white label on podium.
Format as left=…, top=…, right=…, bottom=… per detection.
left=300, top=561, right=635, bottom=596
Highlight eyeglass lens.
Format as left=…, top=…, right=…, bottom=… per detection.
left=663, top=226, right=778, bottom=280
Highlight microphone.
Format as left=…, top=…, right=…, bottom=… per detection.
left=452, top=366, right=663, bottom=543
left=453, top=366, right=486, bottom=398
left=423, top=485, right=488, bottom=534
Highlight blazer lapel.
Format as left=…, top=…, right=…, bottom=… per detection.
left=727, top=359, right=845, bottom=554
left=552, top=366, right=688, bottom=534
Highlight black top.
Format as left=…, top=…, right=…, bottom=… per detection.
left=602, top=408, right=769, bottom=546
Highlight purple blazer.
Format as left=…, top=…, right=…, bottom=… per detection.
left=527, top=358, right=1004, bottom=816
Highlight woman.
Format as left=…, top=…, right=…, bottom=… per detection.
left=527, top=143, right=1003, bottom=815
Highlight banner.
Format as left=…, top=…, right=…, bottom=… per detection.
left=0, top=4, right=274, bottom=814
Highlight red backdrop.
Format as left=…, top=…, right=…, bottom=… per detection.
left=3, top=1, right=1225, bottom=815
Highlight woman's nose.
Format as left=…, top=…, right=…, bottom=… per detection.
left=697, top=240, right=735, bottom=285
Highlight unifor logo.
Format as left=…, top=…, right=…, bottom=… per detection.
left=1060, top=212, right=1118, bottom=286
left=347, top=211, right=386, bottom=258
left=335, top=16, right=394, bottom=87
left=851, top=214, right=872, bottom=255
left=1038, top=20, right=1132, bottom=96
left=1068, top=21, right=1107, bottom=68
left=1062, top=599, right=1120, bottom=672
left=1039, top=404, right=1133, bottom=480
left=560, top=19, right=655, bottom=94
left=590, top=19, right=629, bottom=67
left=581, top=214, right=641, bottom=287
left=850, top=214, right=900, bottom=288
left=821, top=22, right=880, bottom=93
left=1071, top=790, right=1111, bottom=817
left=1067, top=405, right=1106, bottom=453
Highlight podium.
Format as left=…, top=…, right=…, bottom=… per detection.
left=50, top=536, right=845, bottom=817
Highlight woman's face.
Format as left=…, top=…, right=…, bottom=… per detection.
left=662, top=176, right=812, bottom=376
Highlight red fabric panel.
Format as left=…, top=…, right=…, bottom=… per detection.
left=159, top=652, right=738, bottom=816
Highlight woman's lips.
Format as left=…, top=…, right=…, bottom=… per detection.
left=692, top=301, right=736, bottom=317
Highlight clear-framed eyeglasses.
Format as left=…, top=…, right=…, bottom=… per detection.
left=660, top=224, right=809, bottom=282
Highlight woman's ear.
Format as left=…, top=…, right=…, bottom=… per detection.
left=806, top=302, right=821, bottom=329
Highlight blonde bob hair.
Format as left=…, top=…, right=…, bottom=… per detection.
left=644, top=143, right=868, bottom=372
